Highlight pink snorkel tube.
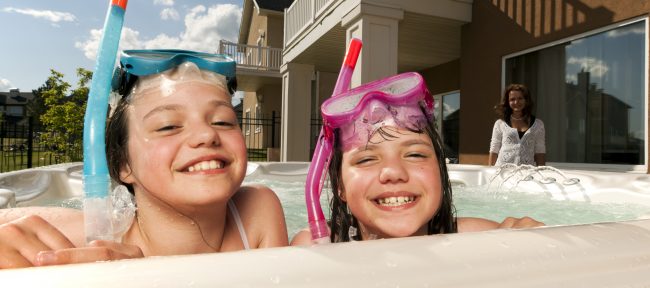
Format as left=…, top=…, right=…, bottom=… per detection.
left=305, top=38, right=362, bottom=243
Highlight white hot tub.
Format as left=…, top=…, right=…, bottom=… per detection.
left=0, top=162, right=649, bottom=287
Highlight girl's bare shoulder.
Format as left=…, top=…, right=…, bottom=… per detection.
left=232, top=184, right=288, bottom=248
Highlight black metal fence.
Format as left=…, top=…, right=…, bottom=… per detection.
left=0, top=117, right=82, bottom=173
left=0, top=113, right=324, bottom=172
left=239, top=111, right=281, bottom=161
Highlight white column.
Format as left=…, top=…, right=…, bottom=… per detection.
left=342, top=3, right=403, bottom=88
left=280, top=62, right=315, bottom=161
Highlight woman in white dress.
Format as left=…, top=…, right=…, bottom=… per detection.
left=489, top=84, right=546, bottom=166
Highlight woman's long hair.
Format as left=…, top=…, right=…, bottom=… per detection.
left=328, top=106, right=457, bottom=242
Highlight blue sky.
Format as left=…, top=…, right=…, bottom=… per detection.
left=0, top=0, right=243, bottom=94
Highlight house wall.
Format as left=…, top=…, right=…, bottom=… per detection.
left=459, top=0, right=650, bottom=171
left=245, top=8, right=284, bottom=48
left=317, top=71, right=337, bottom=110
left=243, top=91, right=257, bottom=135
left=258, top=84, right=282, bottom=115
left=420, top=59, right=460, bottom=96
left=259, top=84, right=282, bottom=152
left=247, top=9, right=268, bottom=45
left=240, top=6, right=285, bottom=158
left=267, top=13, right=285, bottom=48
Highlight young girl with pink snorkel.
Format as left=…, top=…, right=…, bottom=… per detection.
left=292, top=41, right=542, bottom=245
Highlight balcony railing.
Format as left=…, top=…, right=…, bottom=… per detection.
left=218, top=40, right=282, bottom=71
left=284, top=0, right=335, bottom=47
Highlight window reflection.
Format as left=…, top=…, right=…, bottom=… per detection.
left=506, top=20, right=646, bottom=165
left=434, top=92, right=460, bottom=162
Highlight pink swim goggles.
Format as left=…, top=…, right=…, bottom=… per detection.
left=321, top=72, right=434, bottom=151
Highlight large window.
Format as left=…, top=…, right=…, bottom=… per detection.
left=434, top=91, right=460, bottom=163
left=505, top=19, right=646, bottom=166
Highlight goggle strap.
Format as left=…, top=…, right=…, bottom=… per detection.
left=227, top=77, right=237, bottom=95
left=111, top=65, right=238, bottom=96
left=111, top=66, right=139, bottom=96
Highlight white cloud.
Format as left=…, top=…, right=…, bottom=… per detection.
left=607, top=27, right=645, bottom=38
left=2, top=7, right=76, bottom=24
left=565, top=74, right=577, bottom=84
left=442, top=103, right=457, bottom=117
left=232, top=91, right=243, bottom=106
left=0, top=78, right=14, bottom=91
left=154, top=0, right=175, bottom=6
left=74, top=27, right=142, bottom=60
left=176, top=4, right=241, bottom=51
left=75, top=4, right=241, bottom=59
left=567, top=56, right=609, bottom=78
left=161, top=8, right=180, bottom=21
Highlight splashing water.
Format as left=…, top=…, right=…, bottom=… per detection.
left=488, top=164, right=582, bottom=193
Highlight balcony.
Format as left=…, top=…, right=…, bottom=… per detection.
left=284, top=0, right=335, bottom=47
left=282, top=0, right=473, bottom=74
left=218, top=40, right=283, bottom=91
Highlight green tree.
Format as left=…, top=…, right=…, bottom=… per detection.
left=39, top=68, right=91, bottom=162
left=28, top=80, right=54, bottom=127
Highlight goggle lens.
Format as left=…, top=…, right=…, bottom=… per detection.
left=322, top=73, right=430, bottom=127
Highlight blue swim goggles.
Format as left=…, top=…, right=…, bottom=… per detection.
left=111, top=49, right=237, bottom=95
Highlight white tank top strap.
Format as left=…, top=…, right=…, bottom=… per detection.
left=227, top=200, right=250, bottom=250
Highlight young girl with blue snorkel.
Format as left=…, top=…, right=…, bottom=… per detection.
left=0, top=50, right=288, bottom=269
left=291, top=71, right=543, bottom=245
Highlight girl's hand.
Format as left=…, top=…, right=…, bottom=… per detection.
left=0, top=215, right=144, bottom=269
left=498, top=216, right=545, bottom=229
left=34, top=240, right=144, bottom=267
left=0, top=215, right=76, bottom=269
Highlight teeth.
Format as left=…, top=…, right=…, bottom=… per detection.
left=187, top=160, right=224, bottom=172
left=376, top=196, right=415, bottom=206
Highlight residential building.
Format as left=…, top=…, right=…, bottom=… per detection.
left=222, top=0, right=292, bottom=161
left=0, top=88, right=35, bottom=126
left=277, top=0, right=648, bottom=172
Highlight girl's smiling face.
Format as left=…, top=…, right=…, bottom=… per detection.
left=119, top=81, right=247, bottom=211
left=340, top=127, right=442, bottom=239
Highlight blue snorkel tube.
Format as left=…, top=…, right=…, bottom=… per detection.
left=83, top=0, right=127, bottom=243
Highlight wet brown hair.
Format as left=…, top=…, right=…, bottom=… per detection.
left=106, top=96, right=133, bottom=194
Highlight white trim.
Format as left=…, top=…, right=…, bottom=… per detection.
left=244, top=108, right=251, bottom=136
left=433, top=90, right=461, bottom=163
left=501, top=17, right=649, bottom=172
left=315, top=0, right=336, bottom=19
left=432, top=90, right=461, bottom=135
left=254, top=104, right=262, bottom=134
left=643, top=17, right=650, bottom=172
